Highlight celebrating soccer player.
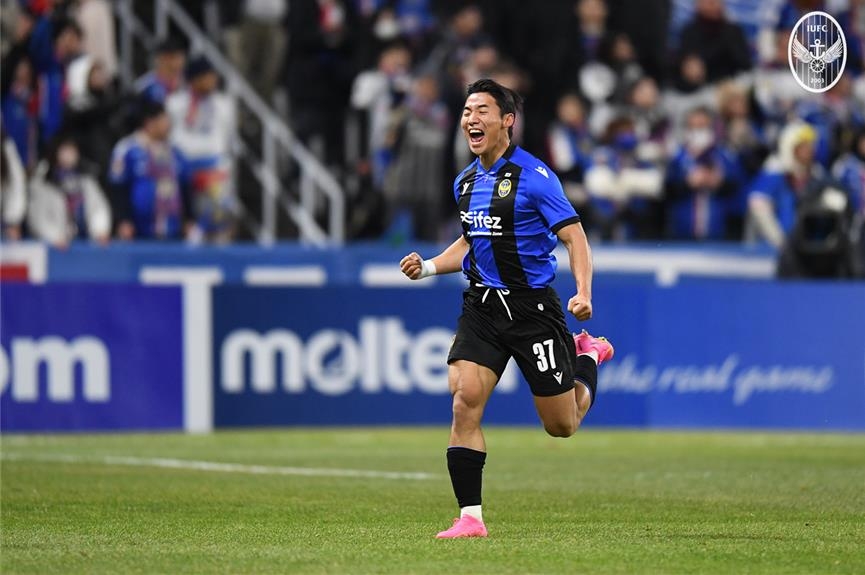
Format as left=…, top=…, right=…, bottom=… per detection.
left=400, top=79, right=614, bottom=539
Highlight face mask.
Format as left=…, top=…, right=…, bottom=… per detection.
left=686, top=128, right=714, bottom=152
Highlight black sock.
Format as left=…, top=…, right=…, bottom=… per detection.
left=574, top=354, right=598, bottom=407
left=446, top=447, right=486, bottom=508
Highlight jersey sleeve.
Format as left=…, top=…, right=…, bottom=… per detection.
left=530, top=167, right=580, bottom=233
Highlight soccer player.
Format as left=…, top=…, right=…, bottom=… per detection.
left=400, top=79, right=614, bottom=539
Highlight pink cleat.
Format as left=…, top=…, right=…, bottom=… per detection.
left=573, top=330, right=615, bottom=365
left=435, top=515, right=488, bottom=539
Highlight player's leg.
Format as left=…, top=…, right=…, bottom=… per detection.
left=437, top=291, right=509, bottom=539
left=436, top=361, right=500, bottom=539
left=531, top=331, right=614, bottom=436
left=505, top=290, right=613, bottom=437
left=448, top=359, right=499, bottom=451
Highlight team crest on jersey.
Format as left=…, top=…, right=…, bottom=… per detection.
left=788, top=11, right=846, bottom=93
left=497, top=179, right=512, bottom=198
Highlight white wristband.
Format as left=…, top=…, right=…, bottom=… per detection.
left=419, top=259, right=437, bottom=279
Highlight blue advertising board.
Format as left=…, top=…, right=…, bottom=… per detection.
left=212, top=286, right=506, bottom=426
left=1, top=285, right=184, bottom=431
left=577, top=280, right=865, bottom=430
left=212, top=280, right=865, bottom=430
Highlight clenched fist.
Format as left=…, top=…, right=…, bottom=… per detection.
left=400, top=252, right=424, bottom=280
left=567, top=293, right=592, bottom=321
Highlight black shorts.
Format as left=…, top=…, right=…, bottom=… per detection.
left=447, top=285, right=576, bottom=397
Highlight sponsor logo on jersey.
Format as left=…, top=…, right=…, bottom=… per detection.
left=460, top=210, right=503, bottom=236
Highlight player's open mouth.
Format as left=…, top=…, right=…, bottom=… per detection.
left=468, top=129, right=485, bottom=145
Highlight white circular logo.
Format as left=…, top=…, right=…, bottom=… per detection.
left=788, top=11, right=847, bottom=94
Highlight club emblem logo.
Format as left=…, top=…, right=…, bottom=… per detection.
left=788, top=11, right=847, bottom=93
left=497, top=179, right=512, bottom=198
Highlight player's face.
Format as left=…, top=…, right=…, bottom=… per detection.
left=461, top=92, right=512, bottom=156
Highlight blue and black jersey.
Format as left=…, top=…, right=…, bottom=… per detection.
left=455, top=144, right=580, bottom=289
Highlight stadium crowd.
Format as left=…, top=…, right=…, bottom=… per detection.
left=1, top=0, right=864, bottom=273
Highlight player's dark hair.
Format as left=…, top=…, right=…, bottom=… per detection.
left=465, top=78, right=523, bottom=139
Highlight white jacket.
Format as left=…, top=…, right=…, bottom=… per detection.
left=1, top=138, right=27, bottom=227
left=166, top=89, right=236, bottom=162
left=28, top=162, right=111, bottom=244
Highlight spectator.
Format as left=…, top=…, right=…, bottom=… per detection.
left=26, top=0, right=68, bottom=76
left=676, top=0, right=752, bottom=85
left=286, top=0, right=357, bottom=166
left=584, top=115, right=664, bottom=240
left=832, top=128, right=865, bottom=217
left=823, top=75, right=865, bottom=152
left=1, top=3, right=36, bottom=98
left=746, top=122, right=825, bottom=248
left=366, top=0, right=436, bottom=58
left=716, top=80, right=768, bottom=178
left=665, top=107, right=744, bottom=240
left=625, top=76, right=670, bottom=164
left=1, top=128, right=27, bottom=240
left=582, top=31, right=644, bottom=135
left=28, top=135, right=110, bottom=246
left=546, top=92, right=593, bottom=218
left=459, top=41, right=499, bottom=87
left=135, top=38, right=187, bottom=104
left=662, top=53, right=717, bottom=135
left=597, top=32, right=644, bottom=106
left=224, top=0, right=287, bottom=105
left=1, top=56, right=38, bottom=169
left=108, top=100, right=191, bottom=241
left=573, top=0, right=610, bottom=64
left=350, top=42, right=412, bottom=189
left=424, top=3, right=489, bottom=106
left=753, top=28, right=809, bottom=148
left=62, top=55, right=123, bottom=180
left=72, top=0, right=116, bottom=81
left=793, top=98, right=839, bottom=170
left=166, top=57, right=237, bottom=243
left=832, top=128, right=865, bottom=273
left=382, top=74, right=450, bottom=241
left=36, top=17, right=82, bottom=145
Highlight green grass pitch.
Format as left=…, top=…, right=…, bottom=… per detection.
left=2, top=428, right=863, bottom=574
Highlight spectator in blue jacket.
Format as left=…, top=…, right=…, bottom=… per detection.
left=546, top=92, right=594, bottom=219
left=665, top=107, right=744, bottom=240
left=1, top=56, right=38, bottom=169
left=36, top=17, right=82, bottom=145
left=134, top=38, right=186, bottom=104
left=746, top=122, right=824, bottom=248
left=584, top=115, right=664, bottom=240
left=108, top=100, right=191, bottom=241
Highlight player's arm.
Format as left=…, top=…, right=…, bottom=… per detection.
left=400, top=235, right=469, bottom=280
left=558, top=222, right=593, bottom=321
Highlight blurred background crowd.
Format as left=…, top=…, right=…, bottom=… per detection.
left=1, top=0, right=864, bottom=275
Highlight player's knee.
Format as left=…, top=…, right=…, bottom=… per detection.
left=452, top=391, right=482, bottom=422
left=543, top=418, right=578, bottom=438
